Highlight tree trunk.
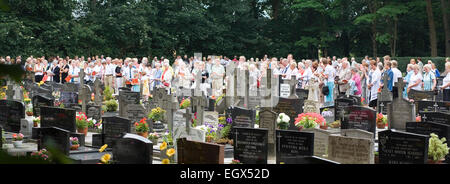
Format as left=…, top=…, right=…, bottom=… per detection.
left=271, top=0, right=281, bottom=20
left=441, top=0, right=450, bottom=57
left=372, top=23, right=378, bottom=57
left=426, top=0, right=438, bottom=57
left=391, top=19, right=398, bottom=57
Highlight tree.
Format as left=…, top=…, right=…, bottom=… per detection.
left=441, top=0, right=450, bottom=57
left=426, top=0, right=438, bottom=57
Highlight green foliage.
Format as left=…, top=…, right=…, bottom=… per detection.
left=220, top=124, right=232, bottom=139
left=428, top=133, right=450, bottom=161
left=103, top=85, right=114, bottom=101
left=105, top=99, right=118, bottom=112
left=101, top=105, right=107, bottom=112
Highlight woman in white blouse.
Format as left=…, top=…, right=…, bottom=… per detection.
left=440, top=62, right=450, bottom=101
left=407, top=65, right=423, bottom=93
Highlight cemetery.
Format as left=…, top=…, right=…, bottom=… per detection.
left=1, top=63, right=449, bottom=165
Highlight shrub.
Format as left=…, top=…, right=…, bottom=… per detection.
left=103, top=85, right=114, bottom=101
left=105, top=100, right=118, bottom=112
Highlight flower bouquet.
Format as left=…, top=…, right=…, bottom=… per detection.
left=321, top=109, right=334, bottom=126
left=294, top=113, right=324, bottom=131
left=148, top=132, right=160, bottom=145
left=76, top=112, right=89, bottom=135
left=33, top=116, right=40, bottom=127
left=148, top=107, right=166, bottom=122
left=31, top=149, right=49, bottom=161
left=12, top=133, right=24, bottom=148
left=70, top=137, right=80, bottom=150
left=135, top=117, right=149, bottom=138
left=276, top=113, right=290, bottom=130
left=428, top=133, right=449, bottom=164
left=179, top=98, right=191, bottom=109
left=376, top=113, right=388, bottom=129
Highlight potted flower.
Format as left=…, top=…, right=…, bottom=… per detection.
left=276, top=113, right=290, bottom=130
left=70, top=137, right=80, bottom=150
left=179, top=98, right=191, bottom=109
left=376, top=113, right=388, bottom=129
left=416, top=115, right=421, bottom=122
left=24, top=98, right=31, bottom=105
left=76, top=112, right=89, bottom=136
left=135, top=117, right=149, bottom=138
left=94, top=120, right=102, bottom=133
left=321, top=109, right=334, bottom=125
left=32, top=116, right=40, bottom=127
left=205, top=123, right=218, bottom=143
left=294, top=113, right=324, bottom=131
left=428, top=133, right=449, bottom=164
left=31, top=149, right=50, bottom=161
left=12, top=133, right=24, bottom=148
left=148, top=107, right=166, bottom=123
left=105, top=99, right=118, bottom=112
left=26, top=107, right=33, bottom=116
left=148, top=132, right=160, bottom=145
left=87, top=118, right=97, bottom=132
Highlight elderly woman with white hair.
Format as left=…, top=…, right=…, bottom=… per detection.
left=152, top=62, right=163, bottom=88
left=407, top=65, right=423, bottom=93
left=422, top=64, right=436, bottom=91
left=175, top=61, right=192, bottom=89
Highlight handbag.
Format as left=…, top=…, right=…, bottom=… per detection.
left=322, top=85, right=329, bottom=96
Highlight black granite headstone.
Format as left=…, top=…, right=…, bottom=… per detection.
left=227, top=106, right=255, bottom=128
left=273, top=98, right=303, bottom=131
left=378, top=129, right=429, bottom=164
left=334, top=97, right=356, bottom=121
left=40, top=106, right=76, bottom=133
left=59, top=92, right=78, bottom=107
left=0, top=100, right=25, bottom=133
left=276, top=130, right=314, bottom=164
left=32, top=95, right=54, bottom=116
left=38, top=127, right=71, bottom=156
left=417, top=101, right=450, bottom=114
left=341, top=106, right=376, bottom=137
left=102, top=116, right=131, bottom=148
left=113, top=133, right=153, bottom=164
left=419, top=112, right=450, bottom=125
left=233, top=127, right=268, bottom=164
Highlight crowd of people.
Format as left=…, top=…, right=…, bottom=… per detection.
left=1, top=54, right=450, bottom=109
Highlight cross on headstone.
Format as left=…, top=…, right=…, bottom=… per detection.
left=94, top=79, right=102, bottom=106
left=395, top=79, right=406, bottom=98
left=433, top=102, right=439, bottom=112
left=288, top=75, right=298, bottom=99
left=183, top=108, right=192, bottom=134
left=6, top=85, right=14, bottom=100
left=422, top=114, right=427, bottom=122
left=191, top=94, right=207, bottom=126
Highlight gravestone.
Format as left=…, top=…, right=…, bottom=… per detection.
left=32, top=95, right=54, bottom=117
left=191, top=94, right=207, bottom=126
left=406, top=121, right=450, bottom=162
left=340, top=129, right=374, bottom=141
left=233, top=127, right=268, bottom=164
left=0, top=127, right=2, bottom=147
left=40, top=106, right=76, bottom=133
left=102, top=116, right=131, bottom=148
left=172, top=124, right=206, bottom=162
left=113, top=133, right=153, bottom=164
left=93, top=79, right=103, bottom=106
left=38, top=127, right=70, bottom=156
left=118, top=90, right=140, bottom=117
left=273, top=98, right=303, bottom=131
left=388, top=80, right=416, bottom=130
left=177, top=138, right=225, bottom=164
left=334, top=98, right=356, bottom=121
left=378, top=129, right=429, bottom=164
left=419, top=112, right=450, bottom=125
left=59, top=92, right=78, bottom=107
left=408, top=89, right=435, bottom=102
left=173, top=109, right=188, bottom=130
left=258, top=108, right=277, bottom=160
left=295, top=88, right=309, bottom=101
left=312, top=128, right=339, bottom=158
left=276, top=130, right=314, bottom=164
left=125, top=104, right=147, bottom=125
left=203, top=111, right=219, bottom=127
left=341, top=106, right=376, bottom=137
left=0, top=100, right=25, bottom=133
left=86, top=105, right=102, bottom=121
left=20, top=119, right=33, bottom=137
left=328, top=135, right=374, bottom=164
left=286, top=156, right=339, bottom=164
left=417, top=101, right=450, bottom=114
left=227, top=106, right=255, bottom=128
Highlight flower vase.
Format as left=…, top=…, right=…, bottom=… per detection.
left=206, top=136, right=213, bottom=143
left=77, top=127, right=88, bottom=136
left=33, top=121, right=39, bottom=127
left=137, top=132, right=149, bottom=138
left=70, top=144, right=80, bottom=150
left=377, top=123, right=386, bottom=129
left=12, top=141, right=23, bottom=148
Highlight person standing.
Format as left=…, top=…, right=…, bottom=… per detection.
left=115, top=59, right=123, bottom=95
left=68, top=60, right=80, bottom=83
left=407, top=65, right=423, bottom=94
left=368, top=60, right=381, bottom=109
left=104, top=57, right=115, bottom=92
left=440, top=63, right=450, bottom=101
left=323, top=58, right=336, bottom=106
left=211, top=59, right=225, bottom=97
left=34, top=58, right=44, bottom=82
left=423, top=64, right=436, bottom=91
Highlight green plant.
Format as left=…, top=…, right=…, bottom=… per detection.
left=103, top=85, right=114, bottom=101
left=105, top=100, right=118, bottom=112
left=101, top=105, right=107, bottom=112
left=76, top=112, right=89, bottom=129
left=179, top=98, right=191, bottom=109
left=428, top=133, right=449, bottom=161
left=134, top=118, right=149, bottom=133
left=220, top=124, right=232, bottom=139
left=163, top=132, right=174, bottom=146
left=255, top=110, right=260, bottom=125
left=148, top=107, right=166, bottom=122
left=214, top=94, right=225, bottom=106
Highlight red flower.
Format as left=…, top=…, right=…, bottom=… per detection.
left=134, top=122, right=139, bottom=126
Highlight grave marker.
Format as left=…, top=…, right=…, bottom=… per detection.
left=233, top=127, right=268, bottom=164
left=102, top=116, right=131, bottom=148
left=378, top=129, right=429, bottom=164
left=177, top=138, right=225, bottom=164
left=276, top=130, right=314, bottom=164
left=113, top=133, right=153, bottom=164
left=328, top=135, right=374, bottom=164
left=40, top=106, right=76, bottom=133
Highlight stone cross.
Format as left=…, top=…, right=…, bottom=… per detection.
left=306, top=78, right=318, bottom=101
left=395, top=79, right=406, bottom=98
left=80, top=84, right=91, bottom=113
left=288, top=75, right=298, bottom=99
left=167, top=94, right=179, bottom=132
left=94, top=79, right=102, bottom=106
left=260, top=69, right=273, bottom=108
left=379, top=74, right=393, bottom=102
left=422, top=114, right=427, bottom=122
left=79, top=69, right=85, bottom=87
left=183, top=108, right=192, bottom=134
left=191, top=94, right=207, bottom=126
left=6, top=85, right=14, bottom=100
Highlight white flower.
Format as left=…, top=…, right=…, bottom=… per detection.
left=277, top=113, right=290, bottom=123
left=254, top=124, right=259, bottom=128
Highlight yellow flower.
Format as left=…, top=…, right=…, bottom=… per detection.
left=160, top=141, right=167, bottom=150
left=100, top=154, right=111, bottom=164
left=166, top=148, right=175, bottom=157
left=162, top=159, right=170, bottom=164
left=99, top=144, right=108, bottom=152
